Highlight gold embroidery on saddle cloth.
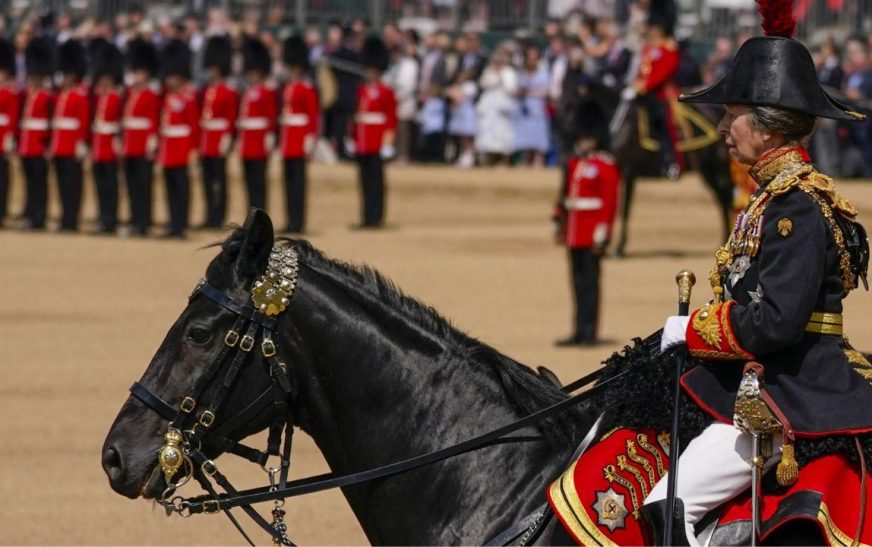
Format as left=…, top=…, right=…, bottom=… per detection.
left=604, top=465, right=641, bottom=519
left=616, top=455, right=649, bottom=499
left=626, top=439, right=657, bottom=486
left=657, top=431, right=671, bottom=456
left=636, top=102, right=720, bottom=153
left=548, top=460, right=617, bottom=546
left=637, top=433, right=667, bottom=476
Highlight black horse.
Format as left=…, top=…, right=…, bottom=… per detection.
left=102, top=211, right=855, bottom=545
left=559, top=80, right=735, bottom=257
left=101, top=209, right=597, bottom=545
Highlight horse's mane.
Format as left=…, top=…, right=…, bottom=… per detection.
left=209, top=231, right=589, bottom=448
left=290, top=239, right=591, bottom=448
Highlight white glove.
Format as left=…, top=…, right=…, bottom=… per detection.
left=344, top=137, right=356, bottom=156
left=219, top=134, right=232, bottom=155
left=75, top=141, right=89, bottom=160
left=621, top=87, right=637, bottom=102
left=264, top=133, right=276, bottom=152
left=113, top=137, right=122, bottom=156
left=660, top=315, right=690, bottom=353
left=3, top=134, right=15, bottom=154
left=593, top=222, right=609, bottom=246
left=380, top=142, right=396, bottom=160
left=304, top=134, right=315, bottom=156
left=146, top=135, right=158, bottom=158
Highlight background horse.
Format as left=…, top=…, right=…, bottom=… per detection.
left=101, top=209, right=597, bottom=545
left=560, top=80, right=735, bottom=257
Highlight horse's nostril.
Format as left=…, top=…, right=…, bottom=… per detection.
left=102, top=445, right=124, bottom=481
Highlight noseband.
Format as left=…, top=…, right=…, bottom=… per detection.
left=130, top=244, right=301, bottom=546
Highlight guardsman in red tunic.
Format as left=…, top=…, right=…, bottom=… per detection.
left=238, top=36, right=277, bottom=212
left=51, top=39, right=90, bottom=232
left=628, top=6, right=682, bottom=179
left=554, top=103, right=620, bottom=346
left=0, top=38, right=20, bottom=226
left=90, top=39, right=124, bottom=233
left=198, top=35, right=237, bottom=229
left=18, top=37, right=54, bottom=231
left=121, top=38, right=160, bottom=236
left=349, top=36, right=396, bottom=229
left=279, top=36, right=319, bottom=233
left=157, top=39, right=199, bottom=238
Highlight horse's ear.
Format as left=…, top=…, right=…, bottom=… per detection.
left=234, top=208, right=274, bottom=280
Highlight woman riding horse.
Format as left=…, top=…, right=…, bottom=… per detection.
left=627, top=7, right=871, bottom=546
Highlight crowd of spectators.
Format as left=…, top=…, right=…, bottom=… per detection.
left=4, top=3, right=872, bottom=173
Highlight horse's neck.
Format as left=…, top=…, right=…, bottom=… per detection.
left=283, top=270, right=569, bottom=544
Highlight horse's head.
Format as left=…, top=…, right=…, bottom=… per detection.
left=101, top=209, right=296, bottom=500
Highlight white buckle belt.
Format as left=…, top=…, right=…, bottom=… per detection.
left=201, top=118, right=231, bottom=131
left=563, top=197, right=604, bottom=211
left=123, top=117, right=152, bottom=130
left=238, top=117, right=269, bottom=130
left=93, top=121, right=120, bottom=134
left=281, top=113, right=309, bottom=127
left=22, top=118, right=49, bottom=131
left=53, top=117, right=81, bottom=131
left=161, top=125, right=191, bottom=138
left=355, top=112, right=387, bottom=125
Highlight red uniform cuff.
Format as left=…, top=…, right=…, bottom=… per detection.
left=685, top=300, right=753, bottom=361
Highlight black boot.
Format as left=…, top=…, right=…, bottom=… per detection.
left=639, top=498, right=691, bottom=546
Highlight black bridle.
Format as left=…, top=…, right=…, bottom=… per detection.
left=128, top=242, right=641, bottom=546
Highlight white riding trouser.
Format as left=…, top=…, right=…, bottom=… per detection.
left=644, top=422, right=782, bottom=546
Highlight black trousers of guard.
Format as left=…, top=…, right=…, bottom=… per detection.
left=569, top=247, right=601, bottom=342
left=21, top=156, right=48, bottom=228
left=54, top=157, right=83, bottom=230
left=200, top=156, right=227, bottom=228
left=163, top=166, right=189, bottom=236
left=243, top=159, right=267, bottom=211
left=93, top=161, right=119, bottom=232
left=124, top=156, right=153, bottom=234
left=0, top=155, right=8, bottom=222
left=283, top=158, right=307, bottom=233
left=357, top=153, right=385, bottom=227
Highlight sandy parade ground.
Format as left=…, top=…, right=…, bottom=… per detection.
left=2, top=159, right=872, bottom=545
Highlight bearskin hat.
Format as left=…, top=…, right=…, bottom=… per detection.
left=361, top=35, right=389, bottom=72
left=573, top=100, right=611, bottom=150
left=647, top=0, right=677, bottom=36
left=0, top=38, right=16, bottom=76
left=202, top=35, right=232, bottom=76
left=160, top=39, right=192, bottom=79
left=58, top=39, right=87, bottom=79
left=25, top=37, right=55, bottom=77
left=126, top=38, right=159, bottom=76
left=91, top=38, right=124, bottom=84
left=242, top=36, right=272, bottom=75
left=282, top=36, right=309, bottom=70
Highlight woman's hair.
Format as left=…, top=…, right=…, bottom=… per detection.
left=747, top=105, right=816, bottom=144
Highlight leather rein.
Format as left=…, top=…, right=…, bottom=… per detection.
left=129, top=243, right=623, bottom=545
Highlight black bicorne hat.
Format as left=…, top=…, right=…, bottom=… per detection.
left=0, top=38, right=16, bottom=76
left=25, top=37, right=55, bottom=77
left=282, top=36, right=309, bottom=69
left=361, top=35, right=389, bottom=72
left=203, top=35, right=232, bottom=76
left=58, top=39, right=88, bottom=79
left=126, top=38, right=159, bottom=76
left=679, top=0, right=866, bottom=122
left=91, top=38, right=124, bottom=84
left=242, top=36, right=271, bottom=75
left=160, top=39, right=192, bottom=79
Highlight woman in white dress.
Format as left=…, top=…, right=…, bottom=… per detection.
left=475, top=44, right=517, bottom=165
left=447, top=67, right=478, bottom=167
left=512, top=45, right=551, bottom=167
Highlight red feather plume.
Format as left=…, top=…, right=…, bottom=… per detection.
left=757, top=0, right=797, bottom=38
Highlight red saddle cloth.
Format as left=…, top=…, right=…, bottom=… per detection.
left=547, top=427, right=872, bottom=545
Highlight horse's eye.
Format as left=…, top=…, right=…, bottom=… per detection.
left=187, top=325, right=213, bottom=344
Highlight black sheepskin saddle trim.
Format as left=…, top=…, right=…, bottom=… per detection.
left=595, top=336, right=872, bottom=481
